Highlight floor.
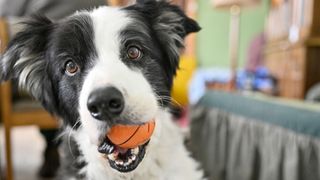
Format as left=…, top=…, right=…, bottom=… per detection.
left=0, top=125, right=51, bottom=180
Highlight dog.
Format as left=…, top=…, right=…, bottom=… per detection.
left=0, top=0, right=203, bottom=179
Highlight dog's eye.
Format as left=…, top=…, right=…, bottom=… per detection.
left=127, top=46, right=141, bottom=60
left=65, top=60, right=79, bottom=75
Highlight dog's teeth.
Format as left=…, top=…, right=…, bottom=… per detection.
left=131, top=147, right=139, bottom=155
left=115, top=159, right=124, bottom=165
left=124, top=158, right=133, bottom=166
left=130, top=155, right=136, bottom=161
left=107, top=154, right=116, bottom=161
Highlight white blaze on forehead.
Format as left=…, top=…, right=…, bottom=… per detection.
left=90, top=6, right=130, bottom=57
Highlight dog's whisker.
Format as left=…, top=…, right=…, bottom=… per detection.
left=156, top=95, right=183, bottom=108
left=155, top=96, right=175, bottom=107
left=154, top=95, right=165, bottom=107
left=153, top=91, right=166, bottom=107
left=67, top=119, right=81, bottom=159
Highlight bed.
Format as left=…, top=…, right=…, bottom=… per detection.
left=190, top=91, right=320, bottom=180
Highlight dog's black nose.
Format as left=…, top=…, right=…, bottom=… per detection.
left=87, top=86, right=124, bottom=120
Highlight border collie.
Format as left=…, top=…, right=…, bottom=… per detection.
left=1, top=0, right=203, bottom=179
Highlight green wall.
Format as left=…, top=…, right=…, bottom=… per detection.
left=196, top=0, right=269, bottom=68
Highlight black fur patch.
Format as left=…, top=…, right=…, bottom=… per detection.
left=122, top=1, right=200, bottom=105
left=0, top=14, right=96, bottom=127
left=57, top=136, right=87, bottom=179
left=0, top=15, right=58, bottom=113
left=47, top=14, right=97, bottom=127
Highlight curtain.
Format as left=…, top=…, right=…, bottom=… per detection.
left=190, top=106, right=320, bottom=180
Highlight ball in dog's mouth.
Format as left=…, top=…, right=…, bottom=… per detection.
left=98, top=138, right=148, bottom=172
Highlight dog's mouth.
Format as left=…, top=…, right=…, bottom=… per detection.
left=98, top=137, right=148, bottom=173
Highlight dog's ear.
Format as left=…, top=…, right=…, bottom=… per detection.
left=0, top=15, right=57, bottom=113
left=135, top=1, right=201, bottom=75
left=143, top=1, right=201, bottom=36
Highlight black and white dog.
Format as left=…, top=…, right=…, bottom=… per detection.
left=1, top=0, right=203, bottom=179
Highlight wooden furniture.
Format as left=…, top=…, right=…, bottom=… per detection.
left=0, top=18, right=59, bottom=180
left=264, top=0, right=320, bottom=99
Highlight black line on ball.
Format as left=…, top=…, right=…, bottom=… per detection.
left=118, top=126, right=141, bottom=146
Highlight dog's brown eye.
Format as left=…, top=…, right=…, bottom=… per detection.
left=127, top=46, right=141, bottom=60
left=65, top=60, right=79, bottom=75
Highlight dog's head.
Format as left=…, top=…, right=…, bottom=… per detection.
left=0, top=0, right=200, bottom=173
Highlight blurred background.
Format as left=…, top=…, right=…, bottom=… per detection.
left=1, top=0, right=320, bottom=180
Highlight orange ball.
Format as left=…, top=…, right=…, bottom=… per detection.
left=107, top=120, right=155, bottom=149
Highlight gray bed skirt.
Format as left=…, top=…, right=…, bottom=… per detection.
left=189, top=92, right=320, bottom=180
